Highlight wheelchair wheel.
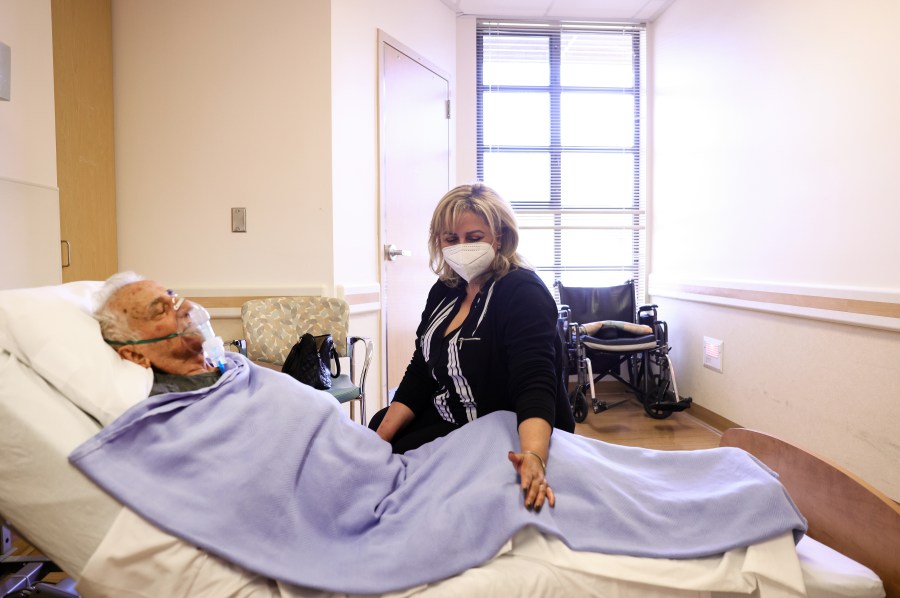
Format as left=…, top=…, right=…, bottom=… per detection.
left=570, top=388, right=588, bottom=423
left=643, top=355, right=675, bottom=420
left=644, top=399, right=673, bottom=419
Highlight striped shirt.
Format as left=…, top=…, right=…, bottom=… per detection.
left=392, top=268, right=572, bottom=431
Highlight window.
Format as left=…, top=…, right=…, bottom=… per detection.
left=476, top=20, right=646, bottom=301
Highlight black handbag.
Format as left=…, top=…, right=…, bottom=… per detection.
left=282, top=333, right=341, bottom=390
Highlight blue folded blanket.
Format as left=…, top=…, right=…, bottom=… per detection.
left=70, top=353, right=806, bottom=594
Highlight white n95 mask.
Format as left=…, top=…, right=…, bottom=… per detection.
left=442, top=242, right=496, bottom=282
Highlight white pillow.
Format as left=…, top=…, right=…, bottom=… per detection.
left=0, top=281, right=153, bottom=426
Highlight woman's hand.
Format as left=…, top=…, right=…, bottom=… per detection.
left=508, top=450, right=555, bottom=510
left=511, top=417, right=555, bottom=510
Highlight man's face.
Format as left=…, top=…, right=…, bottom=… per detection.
left=109, top=280, right=213, bottom=376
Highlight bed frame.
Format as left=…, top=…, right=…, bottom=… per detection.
left=721, top=427, right=900, bottom=598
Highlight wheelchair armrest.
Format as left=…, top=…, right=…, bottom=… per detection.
left=637, top=304, right=659, bottom=330
left=347, top=335, right=374, bottom=394
left=655, top=320, right=669, bottom=345
left=229, top=339, right=247, bottom=357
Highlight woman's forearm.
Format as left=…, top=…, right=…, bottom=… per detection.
left=518, top=417, right=552, bottom=462
left=375, top=401, right=416, bottom=442
left=511, top=417, right=554, bottom=509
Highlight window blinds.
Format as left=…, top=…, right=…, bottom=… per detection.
left=476, top=20, right=647, bottom=302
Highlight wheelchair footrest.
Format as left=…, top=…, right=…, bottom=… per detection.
left=592, top=397, right=630, bottom=414
left=648, top=396, right=693, bottom=412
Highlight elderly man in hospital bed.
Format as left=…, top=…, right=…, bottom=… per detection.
left=6, top=273, right=815, bottom=597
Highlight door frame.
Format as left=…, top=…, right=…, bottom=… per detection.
left=377, top=30, right=451, bottom=408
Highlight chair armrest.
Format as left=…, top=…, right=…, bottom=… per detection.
left=347, top=336, right=374, bottom=394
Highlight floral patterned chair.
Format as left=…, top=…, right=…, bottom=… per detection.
left=234, top=296, right=372, bottom=424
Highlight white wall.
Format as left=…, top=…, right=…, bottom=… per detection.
left=112, top=0, right=456, bottom=415
left=0, top=0, right=60, bottom=289
left=650, top=0, right=900, bottom=499
left=330, top=0, right=456, bottom=286
left=329, top=0, right=456, bottom=412
left=112, top=0, right=334, bottom=291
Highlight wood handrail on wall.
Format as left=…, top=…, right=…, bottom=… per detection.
left=186, top=290, right=381, bottom=316
left=649, top=278, right=900, bottom=332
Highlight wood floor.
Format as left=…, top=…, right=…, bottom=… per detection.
left=573, top=391, right=723, bottom=451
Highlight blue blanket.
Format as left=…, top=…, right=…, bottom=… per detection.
left=70, top=354, right=806, bottom=594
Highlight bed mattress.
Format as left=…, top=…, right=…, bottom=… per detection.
left=0, top=350, right=122, bottom=576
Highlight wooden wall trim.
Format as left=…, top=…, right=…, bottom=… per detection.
left=650, top=276, right=900, bottom=332
left=186, top=296, right=288, bottom=310
left=185, top=284, right=382, bottom=318
left=345, top=292, right=381, bottom=306
left=190, top=292, right=382, bottom=310
left=668, top=284, right=899, bottom=319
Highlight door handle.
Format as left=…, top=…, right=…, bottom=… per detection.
left=61, top=239, right=71, bottom=268
left=384, top=244, right=412, bottom=261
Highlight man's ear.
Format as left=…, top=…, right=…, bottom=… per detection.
left=117, top=346, right=151, bottom=368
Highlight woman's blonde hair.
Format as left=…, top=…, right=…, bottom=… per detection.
left=428, top=183, right=531, bottom=287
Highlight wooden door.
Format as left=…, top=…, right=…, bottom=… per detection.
left=379, top=35, right=450, bottom=401
left=52, top=0, right=118, bottom=282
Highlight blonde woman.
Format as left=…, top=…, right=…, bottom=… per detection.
left=369, top=183, right=574, bottom=510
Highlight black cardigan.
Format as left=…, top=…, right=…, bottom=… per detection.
left=392, top=268, right=574, bottom=433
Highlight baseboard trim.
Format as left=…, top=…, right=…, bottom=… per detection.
left=683, top=402, right=740, bottom=434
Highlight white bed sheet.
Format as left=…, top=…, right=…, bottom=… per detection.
left=78, top=513, right=886, bottom=598
left=77, top=508, right=806, bottom=598
left=795, top=536, right=885, bottom=598
left=0, top=350, right=122, bottom=576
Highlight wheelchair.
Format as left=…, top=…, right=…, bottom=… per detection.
left=556, top=280, right=693, bottom=422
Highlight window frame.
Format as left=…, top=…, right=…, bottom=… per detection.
left=475, top=20, right=647, bottom=302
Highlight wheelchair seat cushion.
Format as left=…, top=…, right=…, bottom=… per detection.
left=582, top=333, right=658, bottom=352
left=582, top=320, right=653, bottom=338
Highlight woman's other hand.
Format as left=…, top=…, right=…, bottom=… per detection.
left=508, top=450, right=555, bottom=510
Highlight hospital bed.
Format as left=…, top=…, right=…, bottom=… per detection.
left=1, top=281, right=898, bottom=598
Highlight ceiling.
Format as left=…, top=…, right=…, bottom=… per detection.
left=438, top=0, right=676, bottom=22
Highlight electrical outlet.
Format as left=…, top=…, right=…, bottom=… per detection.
left=703, top=337, right=723, bottom=373
left=231, top=207, right=247, bottom=233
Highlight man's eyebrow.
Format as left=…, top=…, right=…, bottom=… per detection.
left=144, top=296, right=168, bottom=314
